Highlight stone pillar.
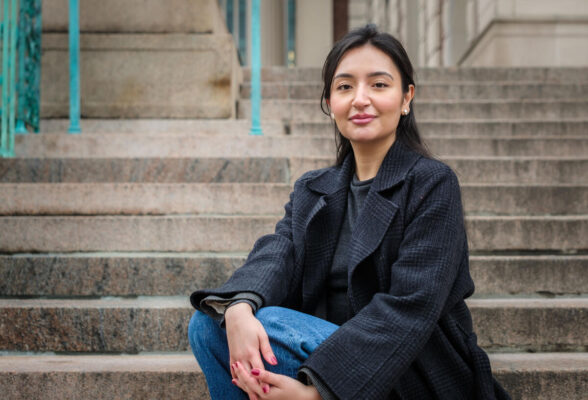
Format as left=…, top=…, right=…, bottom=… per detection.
left=296, top=0, right=333, bottom=67
left=260, top=0, right=286, bottom=66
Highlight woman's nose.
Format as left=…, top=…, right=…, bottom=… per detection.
left=351, top=85, right=370, bottom=108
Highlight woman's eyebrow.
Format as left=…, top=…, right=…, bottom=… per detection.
left=367, top=71, right=394, bottom=79
left=333, top=71, right=394, bottom=80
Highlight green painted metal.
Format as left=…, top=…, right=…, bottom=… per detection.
left=68, top=0, right=81, bottom=134
left=15, top=0, right=41, bottom=134
left=249, top=0, right=262, bottom=135
left=1, top=0, right=18, bottom=157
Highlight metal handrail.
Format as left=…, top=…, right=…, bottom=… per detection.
left=68, top=0, right=80, bottom=133
left=249, top=0, right=262, bottom=135
left=1, top=0, right=18, bottom=157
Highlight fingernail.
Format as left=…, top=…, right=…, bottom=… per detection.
left=251, top=368, right=260, bottom=376
left=263, top=385, right=270, bottom=394
left=231, top=379, right=238, bottom=386
left=271, top=356, right=278, bottom=365
left=231, top=363, right=236, bottom=371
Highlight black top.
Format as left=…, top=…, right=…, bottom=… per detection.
left=326, top=174, right=373, bottom=325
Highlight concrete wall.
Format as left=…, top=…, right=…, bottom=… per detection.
left=348, top=0, right=588, bottom=67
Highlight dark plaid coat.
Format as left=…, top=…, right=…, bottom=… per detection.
left=191, top=140, right=510, bottom=400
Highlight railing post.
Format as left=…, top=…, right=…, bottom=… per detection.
left=249, top=0, right=262, bottom=135
left=68, top=0, right=81, bottom=134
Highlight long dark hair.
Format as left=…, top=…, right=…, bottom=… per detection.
left=321, top=24, right=431, bottom=165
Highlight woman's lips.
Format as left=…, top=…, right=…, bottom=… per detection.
left=350, top=115, right=375, bottom=125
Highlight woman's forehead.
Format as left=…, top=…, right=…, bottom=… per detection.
left=334, top=44, right=399, bottom=76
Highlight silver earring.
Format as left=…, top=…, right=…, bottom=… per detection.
left=403, top=109, right=409, bottom=115
left=330, top=113, right=335, bottom=119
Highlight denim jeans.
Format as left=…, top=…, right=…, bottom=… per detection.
left=188, top=306, right=339, bottom=400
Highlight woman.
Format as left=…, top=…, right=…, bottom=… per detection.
left=188, top=24, right=510, bottom=400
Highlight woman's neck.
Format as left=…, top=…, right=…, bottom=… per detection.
left=351, top=135, right=396, bottom=181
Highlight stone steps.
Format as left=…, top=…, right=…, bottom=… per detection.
left=240, top=81, right=588, bottom=100
left=1, top=157, right=586, bottom=184
left=14, top=134, right=588, bottom=157
left=241, top=66, right=588, bottom=82
left=289, top=119, right=588, bottom=136
left=0, top=215, right=586, bottom=253
left=1, top=254, right=586, bottom=297
left=1, top=183, right=586, bottom=216
left=38, top=118, right=588, bottom=137
left=2, top=353, right=586, bottom=400
left=1, top=297, right=586, bottom=353
left=238, top=99, right=588, bottom=120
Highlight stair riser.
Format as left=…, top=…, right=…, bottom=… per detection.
left=0, top=216, right=585, bottom=253
left=238, top=100, right=588, bottom=120
left=3, top=158, right=585, bottom=184
left=1, top=368, right=211, bottom=400
left=290, top=121, right=588, bottom=137
left=14, top=135, right=588, bottom=158
left=1, top=362, right=586, bottom=400
left=1, top=303, right=585, bottom=352
left=290, top=158, right=588, bottom=185
left=241, top=83, right=588, bottom=100
left=2, top=184, right=585, bottom=216
left=0, top=158, right=290, bottom=183
left=242, top=67, right=588, bottom=82
left=471, top=256, right=588, bottom=296
left=1, top=256, right=586, bottom=297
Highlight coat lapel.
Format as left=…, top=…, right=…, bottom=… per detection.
left=300, top=156, right=353, bottom=313
left=347, top=140, right=422, bottom=312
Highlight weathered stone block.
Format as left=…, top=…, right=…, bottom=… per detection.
left=41, top=34, right=237, bottom=118
left=42, top=0, right=222, bottom=33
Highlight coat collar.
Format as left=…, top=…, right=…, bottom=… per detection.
left=305, top=139, right=422, bottom=195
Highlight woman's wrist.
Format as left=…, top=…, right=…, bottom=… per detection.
left=224, top=302, right=254, bottom=323
left=304, top=384, right=322, bottom=400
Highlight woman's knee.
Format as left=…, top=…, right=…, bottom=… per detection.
left=188, top=311, right=221, bottom=350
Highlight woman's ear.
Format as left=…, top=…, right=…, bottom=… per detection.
left=403, top=84, right=415, bottom=109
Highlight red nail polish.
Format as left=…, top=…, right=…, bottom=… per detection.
left=263, top=385, right=269, bottom=394
left=251, top=368, right=260, bottom=376
left=271, top=356, right=278, bottom=365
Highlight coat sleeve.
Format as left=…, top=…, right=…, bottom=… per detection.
left=300, top=163, right=468, bottom=400
left=190, top=177, right=304, bottom=311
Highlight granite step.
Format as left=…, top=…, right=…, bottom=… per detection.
left=1, top=183, right=585, bottom=216
left=240, top=82, right=588, bottom=100
left=39, top=118, right=285, bottom=136
left=1, top=254, right=586, bottom=297
left=2, top=352, right=587, bottom=400
left=0, top=215, right=586, bottom=253
left=1, top=157, right=586, bottom=184
left=241, top=66, right=588, bottom=83
left=0, top=297, right=586, bottom=353
left=38, top=118, right=588, bottom=137
left=238, top=99, right=588, bottom=121
left=289, top=157, right=588, bottom=185
left=290, top=120, right=588, bottom=137
left=13, top=134, right=588, bottom=158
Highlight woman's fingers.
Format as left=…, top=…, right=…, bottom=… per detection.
left=258, top=330, right=278, bottom=366
left=233, top=361, right=265, bottom=398
left=251, top=368, right=282, bottom=387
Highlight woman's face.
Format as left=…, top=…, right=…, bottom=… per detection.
left=328, top=44, right=414, bottom=149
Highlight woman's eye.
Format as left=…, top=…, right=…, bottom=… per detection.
left=336, top=84, right=351, bottom=91
left=374, top=82, right=388, bottom=88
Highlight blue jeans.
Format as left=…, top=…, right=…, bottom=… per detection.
left=188, top=306, right=339, bottom=400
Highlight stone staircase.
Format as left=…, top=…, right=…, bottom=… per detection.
left=1, top=64, right=588, bottom=399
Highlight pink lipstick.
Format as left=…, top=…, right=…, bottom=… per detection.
left=350, top=113, right=376, bottom=125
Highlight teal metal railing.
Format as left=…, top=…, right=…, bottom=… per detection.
left=1, top=0, right=42, bottom=158
left=68, top=0, right=80, bottom=133
left=1, top=0, right=18, bottom=157
left=249, top=0, right=262, bottom=135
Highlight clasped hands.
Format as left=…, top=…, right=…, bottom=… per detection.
left=225, top=303, right=321, bottom=400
